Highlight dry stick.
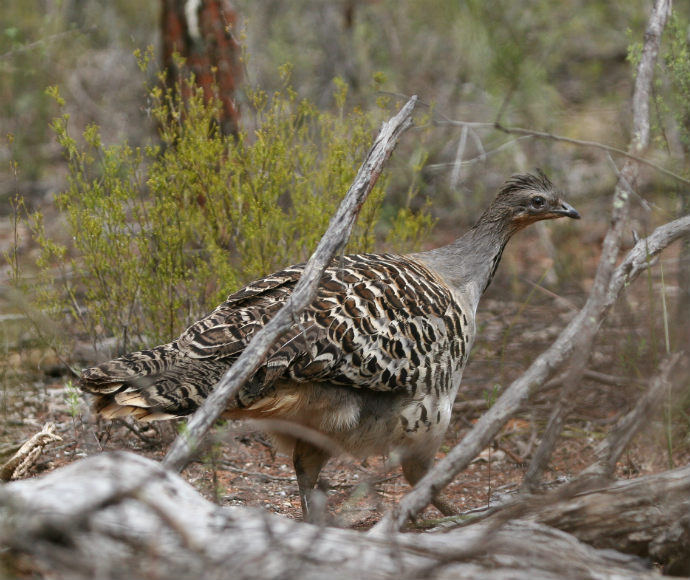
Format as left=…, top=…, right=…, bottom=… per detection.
left=372, top=0, right=674, bottom=533
left=491, top=124, right=690, bottom=187
left=430, top=117, right=689, bottom=187
left=581, top=369, right=645, bottom=388
left=581, top=351, right=683, bottom=480
left=478, top=356, right=690, bottom=571
left=163, top=96, right=417, bottom=472
left=527, top=351, right=683, bottom=495
left=541, top=368, right=646, bottom=393
left=393, top=89, right=689, bottom=186
left=435, top=116, right=690, bottom=186
left=520, top=338, right=592, bottom=492
left=520, top=0, right=670, bottom=493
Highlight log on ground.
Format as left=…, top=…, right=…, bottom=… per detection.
left=0, top=451, right=675, bottom=580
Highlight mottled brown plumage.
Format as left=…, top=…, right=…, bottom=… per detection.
left=80, top=171, right=579, bottom=519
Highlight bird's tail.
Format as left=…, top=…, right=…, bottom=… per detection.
left=80, top=343, right=180, bottom=392
left=79, top=343, right=220, bottom=421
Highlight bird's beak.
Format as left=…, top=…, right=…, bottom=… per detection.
left=552, top=200, right=580, bottom=220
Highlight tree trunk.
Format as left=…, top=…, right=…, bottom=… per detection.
left=161, top=0, right=242, bottom=136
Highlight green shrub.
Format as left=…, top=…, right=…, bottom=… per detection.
left=28, top=58, right=433, bottom=356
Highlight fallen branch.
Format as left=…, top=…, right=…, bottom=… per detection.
left=0, top=423, right=62, bottom=482
left=534, top=466, right=690, bottom=576
left=0, top=452, right=668, bottom=580
left=163, top=96, right=417, bottom=472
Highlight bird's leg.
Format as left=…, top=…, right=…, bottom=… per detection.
left=401, top=455, right=459, bottom=517
left=293, top=439, right=330, bottom=523
left=430, top=492, right=460, bottom=517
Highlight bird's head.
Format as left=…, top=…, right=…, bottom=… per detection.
left=476, top=170, right=580, bottom=231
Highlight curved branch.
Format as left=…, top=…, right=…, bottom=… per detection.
left=492, top=123, right=690, bottom=186
left=430, top=112, right=690, bottom=186
left=373, top=209, right=690, bottom=533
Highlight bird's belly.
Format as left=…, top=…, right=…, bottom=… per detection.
left=224, top=381, right=456, bottom=459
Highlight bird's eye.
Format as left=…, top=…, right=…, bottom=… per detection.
left=531, top=196, right=546, bottom=209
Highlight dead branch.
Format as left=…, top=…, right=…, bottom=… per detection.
left=163, top=96, right=417, bottom=472
left=0, top=451, right=669, bottom=580
left=428, top=114, right=690, bottom=186
left=520, top=0, right=671, bottom=491
left=461, top=463, right=690, bottom=576
left=0, top=423, right=62, bottom=481
left=373, top=0, right=674, bottom=532
left=581, top=351, right=683, bottom=479
left=491, top=124, right=690, bottom=186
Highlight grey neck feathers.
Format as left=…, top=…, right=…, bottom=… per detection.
left=412, top=213, right=519, bottom=314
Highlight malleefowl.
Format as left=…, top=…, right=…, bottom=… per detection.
left=79, top=170, right=580, bottom=519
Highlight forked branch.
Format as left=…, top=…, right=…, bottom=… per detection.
left=374, top=0, right=675, bottom=532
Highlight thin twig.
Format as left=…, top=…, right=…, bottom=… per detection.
left=429, top=102, right=690, bottom=186
left=114, top=419, right=163, bottom=447
left=395, top=90, right=690, bottom=186
left=0, top=28, right=93, bottom=61
left=449, top=125, right=468, bottom=191
left=492, top=123, right=690, bottom=186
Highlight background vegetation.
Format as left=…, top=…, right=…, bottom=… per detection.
left=25, top=63, right=431, bottom=353
left=0, top=0, right=688, bottom=544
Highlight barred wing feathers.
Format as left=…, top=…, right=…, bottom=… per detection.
left=80, top=254, right=471, bottom=419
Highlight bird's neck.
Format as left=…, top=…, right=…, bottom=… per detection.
left=412, top=217, right=518, bottom=314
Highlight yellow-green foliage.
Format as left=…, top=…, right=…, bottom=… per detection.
left=30, top=62, right=433, bottom=353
